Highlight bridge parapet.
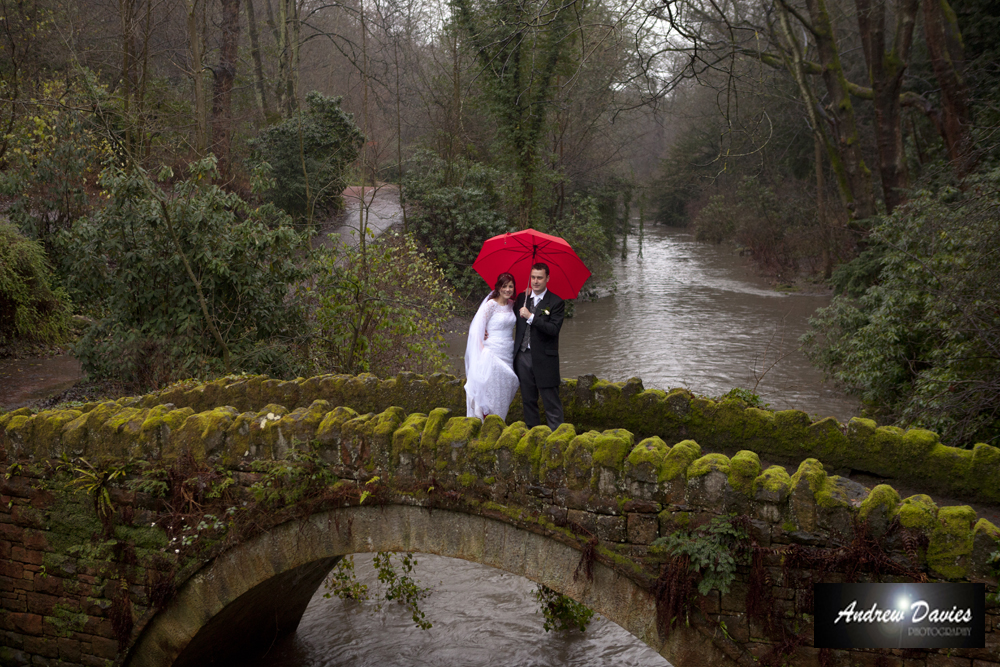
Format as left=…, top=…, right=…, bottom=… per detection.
left=1, top=374, right=1000, bottom=667
left=4, top=371, right=1000, bottom=505
left=3, top=390, right=999, bottom=582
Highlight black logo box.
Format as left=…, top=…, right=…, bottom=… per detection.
left=814, top=583, right=985, bottom=649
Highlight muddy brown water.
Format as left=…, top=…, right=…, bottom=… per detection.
left=248, top=553, right=671, bottom=667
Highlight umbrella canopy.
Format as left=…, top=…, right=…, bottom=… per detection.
left=472, top=228, right=592, bottom=299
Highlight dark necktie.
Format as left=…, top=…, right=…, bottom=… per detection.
left=520, top=296, right=535, bottom=351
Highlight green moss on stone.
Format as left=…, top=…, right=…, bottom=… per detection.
left=0, top=407, right=32, bottom=431
left=164, top=406, right=239, bottom=462
left=420, top=408, right=452, bottom=451
left=858, top=484, right=901, bottom=523
left=753, top=466, right=792, bottom=498
left=592, top=429, right=634, bottom=469
left=687, top=453, right=731, bottom=479
left=921, top=444, right=973, bottom=495
left=971, top=443, right=1000, bottom=501
left=790, top=458, right=826, bottom=494
left=514, top=426, right=550, bottom=468
left=563, top=430, right=598, bottom=489
left=467, top=415, right=507, bottom=467
left=315, top=406, right=360, bottom=451
left=661, top=440, right=702, bottom=481
left=625, top=437, right=669, bottom=483
left=539, top=423, right=576, bottom=477
left=19, top=410, right=82, bottom=459
left=457, top=472, right=477, bottom=487
left=894, top=495, right=939, bottom=533
left=495, top=422, right=529, bottom=455
left=927, top=505, right=977, bottom=580
left=805, top=417, right=850, bottom=463
left=438, top=417, right=482, bottom=452
left=391, top=413, right=427, bottom=463
left=727, top=450, right=761, bottom=495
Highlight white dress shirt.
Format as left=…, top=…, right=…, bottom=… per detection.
left=526, top=289, right=547, bottom=325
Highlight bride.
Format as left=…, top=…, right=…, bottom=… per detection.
left=465, top=273, right=520, bottom=420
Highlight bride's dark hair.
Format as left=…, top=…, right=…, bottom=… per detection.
left=490, top=273, right=516, bottom=299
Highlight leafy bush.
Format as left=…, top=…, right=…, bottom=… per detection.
left=61, top=157, right=312, bottom=385
left=652, top=514, right=748, bottom=596
left=403, top=150, right=512, bottom=300
left=0, top=78, right=109, bottom=254
left=249, top=91, right=364, bottom=222
left=803, top=168, right=1000, bottom=446
left=534, top=584, right=594, bottom=632
left=313, top=231, right=455, bottom=376
left=0, top=219, right=71, bottom=349
left=693, top=176, right=832, bottom=278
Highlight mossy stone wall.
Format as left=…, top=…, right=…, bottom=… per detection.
left=5, top=372, right=997, bottom=504
left=2, top=373, right=1000, bottom=667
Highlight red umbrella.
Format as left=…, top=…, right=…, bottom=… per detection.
left=472, top=228, right=592, bottom=299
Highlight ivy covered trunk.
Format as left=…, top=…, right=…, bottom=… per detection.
left=854, top=0, right=918, bottom=214
left=923, top=0, right=975, bottom=174
left=806, top=0, right=877, bottom=221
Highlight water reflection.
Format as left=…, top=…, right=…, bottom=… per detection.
left=248, top=554, right=670, bottom=667
left=560, top=226, right=858, bottom=422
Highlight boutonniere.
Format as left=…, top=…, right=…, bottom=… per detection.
left=542, top=308, right=550, bottom=315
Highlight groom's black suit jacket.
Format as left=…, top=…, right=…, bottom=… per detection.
left=512, top=290, right=565, bottom=389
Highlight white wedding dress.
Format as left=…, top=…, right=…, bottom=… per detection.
left=465, top=295, right=520, bottom=420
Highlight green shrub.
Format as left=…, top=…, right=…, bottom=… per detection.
left=0, top=78, right=108, bottom=255
left=249, top=91, right=364, bottom=222
left=534, top=584, right=594, bottom=632
left=60, top=157, right=312, bottom=384
left=652, top=514, right=748, bottom=596
left=0, top=220, right=71, bottom=348
left=803, top=168, right=1000, bottom=446
left=403, top=150, right=512, bottom=300
left=313, top=231, right=455, bottom=376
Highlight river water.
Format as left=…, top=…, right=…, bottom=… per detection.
left=249, top=553, right=669, bottom=667
left=254, top=225, right=859, bottom=667
left=559, top=225, right=859, bottom=422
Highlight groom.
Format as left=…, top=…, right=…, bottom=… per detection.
left=513, top=263, right=565, bottom=429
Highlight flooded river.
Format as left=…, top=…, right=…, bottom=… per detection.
left=256, top=225, right=858, bottom=667
left=249, top=553, right=669, bottom=667
left=559, top=225, right=858, bottom=422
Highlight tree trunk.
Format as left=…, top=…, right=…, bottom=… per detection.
left=211, top=0, right=241, bottom=174
left=804, top=0, right=877, bottom=220
left=854, top=0, right=918, bottom=213
left=275, top=0, right=290, bottom=115
left=774, top=2, right=852, bottom=222
left=187, top=0, right=208, bottom=153
left=923, top=0, right=975, bottom=174
left=245, top=0, right=272, bottom=119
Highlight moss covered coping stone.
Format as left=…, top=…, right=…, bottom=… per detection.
left=24, top=371, right=985, bottom=507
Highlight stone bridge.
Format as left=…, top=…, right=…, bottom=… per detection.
left=1, top=372, right=999, bottom=667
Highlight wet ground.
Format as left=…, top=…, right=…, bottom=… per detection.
left=0, top=355, right=84, bottom=411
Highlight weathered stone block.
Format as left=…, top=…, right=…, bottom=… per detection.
left=685, top=469, right=728, bottom=512
left=626, top=513, right=658, bottom=545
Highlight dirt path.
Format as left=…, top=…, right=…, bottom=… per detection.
left=0, top=355, right=84, bottom=411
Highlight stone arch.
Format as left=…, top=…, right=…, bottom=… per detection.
left=124, top=505, right=734, bottom=667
